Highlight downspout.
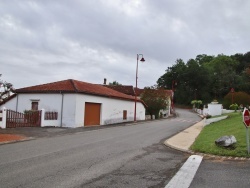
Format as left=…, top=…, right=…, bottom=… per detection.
left=60, top=92, right=64, bottom=127
left=16, top=94, right=18, bottom=112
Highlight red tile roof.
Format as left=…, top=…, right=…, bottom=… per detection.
left=103, top=85, right=135, bottom=96
left=134, top=88, right=172, bottom=98
left=134, top=88, right=144, bottom=96
left=15, top=79, right=146, bottom=105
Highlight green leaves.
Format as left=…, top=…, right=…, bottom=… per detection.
left=156, top=51, right=250, bottom=106
left=141, top=87, right=169, bottom=118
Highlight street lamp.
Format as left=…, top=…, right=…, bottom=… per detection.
left=134, top=54, right=145, bottom=121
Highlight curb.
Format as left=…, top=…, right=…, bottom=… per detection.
left=164, top=138, right=250, bottom=161
left=0, top=137, right=35, bottom=145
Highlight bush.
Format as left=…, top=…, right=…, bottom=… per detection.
left=229, top=103, right=238, bottom=112
left=205, top=114, right=212, bottom=119
left=224, top=91, right=250, bottom=108
left=191, top=100, right=203, bottom=109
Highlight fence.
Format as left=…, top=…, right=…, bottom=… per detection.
left=0, top=108, right=60, bottom=128
left=45, top=111, right=58, bottom=120
left=6, top=109, right=41, bottom=128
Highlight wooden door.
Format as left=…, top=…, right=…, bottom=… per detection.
left=84, top=102, right=101, bottom=126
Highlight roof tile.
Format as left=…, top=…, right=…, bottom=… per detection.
left=15, top=79, right=146, bottom=104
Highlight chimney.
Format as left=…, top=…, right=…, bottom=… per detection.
left=104, top=78, right=107, bottom=85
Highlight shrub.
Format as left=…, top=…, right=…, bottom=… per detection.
left=191, top=100, right=203, bottom=109
left=229, top=103, right=238, bottom=112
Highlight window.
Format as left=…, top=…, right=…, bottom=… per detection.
left=31, top=101, right=38, bottom=110
left=123, top=110, right=127, bottom=120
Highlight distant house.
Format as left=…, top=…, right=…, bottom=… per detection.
left=0, top=79, right=146, bottom=128
left=104, top=84, right=173, bottom=117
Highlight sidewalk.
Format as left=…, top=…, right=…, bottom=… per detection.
left=164, top=119, right=205, bottom=152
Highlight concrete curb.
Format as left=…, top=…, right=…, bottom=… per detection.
left=164, top=120, right=205, bottom=151
left=0, top=137, right=35, bottom=145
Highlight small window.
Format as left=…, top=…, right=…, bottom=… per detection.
left=123, top=110, right=127, bottom=120
left=31, top=101, right=38, bottom=110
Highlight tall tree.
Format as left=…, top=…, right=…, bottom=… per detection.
left=204, top=55, right=239, bottom=99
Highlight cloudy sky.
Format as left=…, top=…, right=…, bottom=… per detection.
left=1, top=0, right=250, bottom=89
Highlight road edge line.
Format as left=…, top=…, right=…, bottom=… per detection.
left=165, top=155, right=203, bottom=188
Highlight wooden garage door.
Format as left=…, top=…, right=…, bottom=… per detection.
left=84, top=102, right=101, bottom=126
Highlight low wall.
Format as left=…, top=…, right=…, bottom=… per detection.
left=42, top=120, right=61, bottom=127
left=41, top=109, right=61, bottom=127
left=203, top=108, right=233, bottom=116
left=222, top=109, right=234, bottom=114
left=204, top=116, right=228, bottom=126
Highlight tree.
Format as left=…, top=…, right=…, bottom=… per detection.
left=156, top=51, right=250, bottom=106
left=0, top=75, right=14, bottom=102
left=204, top=55, right=239, bottom=100
left=109, top=81, right=122, bottom=85
left=140, top=87, right=169, bottom=119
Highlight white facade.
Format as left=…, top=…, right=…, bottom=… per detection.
left=1, top=93, right=145, bottom=128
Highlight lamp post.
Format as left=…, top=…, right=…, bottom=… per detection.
left=134, top=54, right=145, bottom=121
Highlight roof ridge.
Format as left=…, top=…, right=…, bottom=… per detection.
left=70, top=79, right=78, bottom=92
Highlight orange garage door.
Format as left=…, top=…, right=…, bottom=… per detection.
left=84, top=102, right=101, bottom=126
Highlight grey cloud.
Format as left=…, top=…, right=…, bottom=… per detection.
left=0, top=0, right=249, bottom=89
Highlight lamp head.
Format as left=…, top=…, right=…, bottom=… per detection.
left=140, top=57, right=145, bottom=62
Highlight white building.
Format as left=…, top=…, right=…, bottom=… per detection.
left=0, top=79, right=146, bottom=128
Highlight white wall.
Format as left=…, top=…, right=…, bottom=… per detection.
left=75, top=94, right=145, bottom=127
left=61, top=94, right=76, bottom=128
left=0, top=96, right=17, bottom=110
left=1, top=93, right=145, bottom=128
left=0, top=93, right=76, bottom=127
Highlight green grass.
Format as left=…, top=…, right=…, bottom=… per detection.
left=190, top=112, right=250, bottom=158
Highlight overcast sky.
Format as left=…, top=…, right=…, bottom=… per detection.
left=1, top=0, right=250, bottom=89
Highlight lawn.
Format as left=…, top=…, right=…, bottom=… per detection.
left=190, top=112, right=250, bottom=158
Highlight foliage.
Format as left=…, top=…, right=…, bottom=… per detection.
left=157, top=51, right=250, bottom=106
left=205, top=114, right=212, bottom=119
left=190, top=113, right=250, bottom=157
left=0, top=74, right=14, bottom=102
left=140, top=86, right=169, bottom=119
left=229, top=104, right=238, bottom=112
left=191, top=100, right=202, bottom=108
left=109, top=81, right=122, bottom=85
left=24, top=110, right=37, bottom=114
left=224, top=92, right=250, bottom=109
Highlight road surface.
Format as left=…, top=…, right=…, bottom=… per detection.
left=0, top=109, right=200, bottom=188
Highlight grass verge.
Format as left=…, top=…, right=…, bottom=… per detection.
left=190, top=112, right=250, bottom=158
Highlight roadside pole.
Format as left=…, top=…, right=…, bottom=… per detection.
left=243, top=108, right=250, bottom=154
left=247, top=128, right=250, bottom=154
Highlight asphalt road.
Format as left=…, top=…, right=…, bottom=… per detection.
left=0, top=109, right=201, bottom=188
left=190, top=158, right=250, bottom=188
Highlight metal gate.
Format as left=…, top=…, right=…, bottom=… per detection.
left=6, top=110, right=41, bottom=128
